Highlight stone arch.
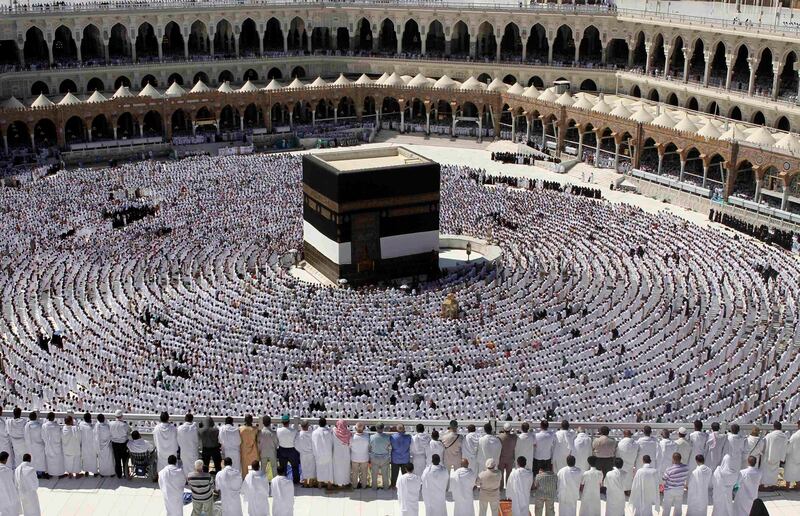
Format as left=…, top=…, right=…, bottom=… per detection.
left=188, top=20, right=209, bottom=56
left=499, top=22, right=521, bottom=60
left=219, top=104, right=239, bottom=131
left=267, top=67, right=282, bottom=80
left=402, top=19, right=421, bottom=54
left=114, top=75, right=131, bottom=89
left=162, top=21, right=184, bottom=58
left=688, top=38, right=705, bottom=82
left=291, top=66, right=306, bottom=79
left=526, top=23, right=548, bottom=63
left=170, top=109, right=192, bottom=135
left=729, top=105, right=742, bottom=120
left=706, top=101, right=719, bottom=115
left=666, top=92, right=678, bottom=106
left=378, top=18, right=397, bottom=54
left=59, top=79, right=77, bottom=93
left=552, top=24, right=574, bottom=63
left=108, top=24, right=131, bottom=61
left=753, top=47, right=774, bottom=97
left=751, top=110, right=766, bottom=126
left=243, top=69, right=258, bottom=82
left=264, top=17, right=283, bottom=51
left=52, top=25, right=77, bottom=63
left=193, top=71, right=210, bottom=85
left=33, top=118, right=57, bottom=148
left=91, top=114, right=112, bottom=140
left=709, top=41, right=727, bottom=85
left=338, top=96, right=356, bottom=118
left=686, top=96, right=699, bottom=111
left=450, top=21, right=470, bottom=56
left=81, top=24, right=104, bottom=63
left=579, top=25, right=602, bottom=63
left=355, top=18, right=373, bottom=52
left=733, top=159, right=755, bottom=197
left=142, top=110, right=163, bottom=137
left=243, top=103, right=262, bottom=128
left=23, top=27, right=48, bottom=64
left=6, top=120, right=31, bottom=149
left=141, top=74, right=158, bottom=88
left=218, top=70, right=234, bottom=84
left=630, top=85, right=641, bottom=98
left=503, top=74, right=517, bottom=85
left=311, top=26, right=331, bottom=52
left=239, top=18, right=259, bottom=56
left=116, top=112, right=137, bottom=139
left=426, top=20, right=445, bottom=56
left=607, top=38, right=628, bottom=66
left=668, top=36, right=686, bottom=77
left=729, top=43, right=750, bottom=91
left=775, top=116, right=791, bottom=131
left=87, top=77, right=105, bottom=92
left=778, top=51, right=797, bottom=99
left=213, top=19, right=235, bottom=56
left=288, top=17, right=307, bottom=51
left=631, top=31, right=646, bottom=68
left=477, top=73, right=492, bottom=84
left=30, top=81, right=49, bottom=96
left=336, top=27, right=350, bottom=52
left=579, top=79, right=597, bottom=91
left=136, top=22, right=159, bottom=59
left=648, top=89, right=659, bottom=102
left=528, top=76, right=544, bottom=88
left=64, top=115, right=85, bottom=144
left=650, top=33, right=666, bottom=72
left=167, top=73, right=183, bottom=86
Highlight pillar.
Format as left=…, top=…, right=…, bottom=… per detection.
left=234, top=34, right=240, bottom=57
left=573, top=32, right=581, bottom=64
left=17, top=43, right=24, bottom=68
left=662, top=44, right=672, bottom=78
left=601, top=40, right=608, bottom=65
left=511, top=115, right=516, bottom=142
left=682, top=47, right=691, bottom=82
left=259, top=32, right=264, bottom=56
left=577, top=131, right=584, bottom=159
left=613, top=142, right=620, bottom=171
left=781, top=183, right=790, bottom=210
left=209, top=36, right=215, bottom=57
left=445, top=39, right=451, bottom=56
left=547, top=38, right=554, bottom=65
left=307, top=32, right=312, bottom=53
left=754, top=167, right=763, bottom=202
left=725, top=53, right=734, bottom=90
left=747, top=56, right=757, bottom=94
left=421, top=36, right=426, bottom=56
left=771, top=61, right=781, bottom=99
left=679, top=156, right=686, bottom=182
left=426, top=111, right=430, bottom=135
left=477, top=116, right=482, bottom=143
left=138, top=124, right=143, bottom=138
left=702, top=162, right=709, bottom=188
left=183, top=35, right=189, bottom=60
left=130, top=37, right=137, bottom=62
left=333, top=107, right=337, bottom=124
left=522, top=40, right=527, bottom=62
left=469, top=35, right=476, bottom=58
left=30, top=133, right=35, bottom=152
left=311, top=111, right=315, bottom=126
left=76, top=38, right=83, bottom=63
left=644, top=42, right=652, bottom=74
left=400, top=109, right=405, bottom=133
left=495, top=35, right=501, bottom=61
left=397, top=30, right=402, bottom=55
left=103, top=39, right=109, bottom=64
left=239, top=117, right=244, bottom=132
left=283, top=33, right=288, bottom=53
left=627, top=42, right=635, bottom=68
left=541, top=116, right=546, bottom=142
left=289, top=111, right=293, bottom=128
left=2, top=135, right=7, bottom=154
left=594, top=129, right=602, bottom=160
left=525, top=113, right=532, bottom=141
left=47, top=38, right=54, bottom=65
left=158, top=34, right=163, bottom=62
left=703, top=50, right=712, bottom=86
left=113, top=127, right=118, bottom=140
left=350, top=36, right=357, bottom=51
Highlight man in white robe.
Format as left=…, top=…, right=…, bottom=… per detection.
left=656, top=430, right=677, bottom=480
left=217, top=457, right=244, bottom=516
left=685, top=454, right=711, bottom=516
left=78, top=413, right=97, bottom=476
left=515, top=423, right=535, bottom=471
left=421, top=454, right=448, bottom=516
left=725, top=424, right=746, bottom=471
left=296, top=421, right=316, bottom=486
left=573, top=429, right=592, bottom=471
left=397, top=462, right=423, bottom=516
left=688, top=421, right=708, bottom=473
left=462, top=425, right=480, bottom=477
left=0, top=451, right=21, bottom=516
left=8, top=409, right=27, bottom=469
left=674, top=428, right=692, bottom=467
left=14, top=454, right=40, bottom=516
left=311, top=417, right=334, bottom=487
left=177, top=414, right=199, bottom=476
left=242, top=460, right=269, bottom=516
left=271, top=465, right=294, bottom=516
left=784, top=421, right=800, bottom=488
left=603, top=458, right=626, bottom=516
left=733, top=456, right=762, bottom=516
left=556, top=455, right=582, bottom=516
left=628, top=455, right=659, bottom=516
left=411, top=424, right=431, bottom=477
left=0, top=408, right=12, bottom=468
left=636, top=426, right=659, bottom=469
left=157, top=455, right=187, bottom=516
left=450, top=459, right=477, bottom=516
left=579, top=456, right=602, bottom=516
left=761, top=421, right=788, bottom=488
left=153, top=412, right=179, bottom=473
left=507, top=456, right=533, bottom=516
left=478, top=423, right=502, bottom=475
left=616, top=430, right=638, bottom=492
left=705, top=422, right=727, bottom=471
left=61, top=416, right=81, bottom=476
left=553, top=422, right=575, bottom=475
left=219, top=417, right=242, bottom=473
left=41, top=413, right=64, bottom=477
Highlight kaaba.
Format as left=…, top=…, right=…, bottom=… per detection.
left=302, top=147, right=441, bottom=286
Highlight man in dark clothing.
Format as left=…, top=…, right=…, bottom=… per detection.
left=198, top=416, right=222, bottom=474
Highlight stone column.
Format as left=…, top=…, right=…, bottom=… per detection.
left=663, top=44, right=671, bottom=78
left=469, top=35, right=476, bottom=58
left=577, top=130, right=584, bottom=159
left=3, top=135, right=8, bottom=154
left=511, top=115, right=516, bottom=141
left=283, top=33, right=288, bottom=53
left=234, top=33, right=240, bottom=57
left=75, top=37, right=83, bottom=64
left=495, top=35, right=501, bottom=62
left=679, top=155, right=686, bottom=182
left=613, top=141, right=621, bottom=171
left=747, top=56, right=757, bottom=95
left=307, top=31, right=312, bottom=53
left=594, top=129, right=602, bottom=160
left=104, top=39, right=110, bottom=64
left=702, top=162, right=709, bottom=188
left=426, top=111, right=430, bottom=134
left=130, top=37, right=137, bottom=62
left=113, top=127, right=118, bottom=139
left=644, top=42, right=651, bottom=74
left=547, top=37, right=554, bottom=65
left=540, top=116, right=546, bottom=142
left=754, top=166, right=764, bottom=202
left=30, top=133, right=35, bottom=152
left=772, top=61, right=781, bottom=99
left=657, top=153, right=663, bottom=175
left=312, top=111, right=315, bottom=126
left=421, top=35, right=427, bottom=56
left=703, top=50, right=712, bottom=86
left=46, top=36, right=54, bottom=66
left=573, top=32, right=580, bottom=64
left=682, top=47, right=691, bottom=82
left=525, top=113, right=532, bottom=141
left=445, top=39, right=451, bottom=56
left=601, top=40, right=608, bottom=65
left=781, top=179, right=790, bottom=210
left=627, top=40, right=635, bottom=68
left=400, top=109, right=405, bottom=133
left=333, top=107, right=338, bottom=124
left=725, top=53, right=734, bottom=90
left=183, top=32, right=189, bottom=60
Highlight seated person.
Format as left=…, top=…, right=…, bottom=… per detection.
left=127, top=431, right=158, bottom=481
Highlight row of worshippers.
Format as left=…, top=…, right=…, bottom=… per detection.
left=159, top=456, right=294, bottom=516
left=709, top=208, right=798, bottom=252
left=396, top=451, right=768, bottom=516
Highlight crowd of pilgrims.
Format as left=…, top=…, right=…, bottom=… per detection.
left=2, top=409, right=800, bottom=516
left=0, top=151, right=800, bottom=430
left=709, top=209, right=799, bottom=252
left=471, top=171, right=602, bottom=201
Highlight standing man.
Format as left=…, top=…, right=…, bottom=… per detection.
left=187, top=459, right=215, bottom=516
left=0, top=406, right=12, bottom=469
left=42, top=412, right=64, bottom=478
left=296, top=420, right=316, bottom=487
left=534, top=421, right=555, bottom=474
left=685, top=454, right=712, bottom=516
left=463, top=424, right=480, bottom=477
left=478, top=423, right=502, bottom=476
left=109, top=409, right=131, bottom=479
left=369, top=423, right=391, bottom=489
left=153, top=412, right=178, bottom=473
left=259, top=415, right=279, bottom=480
left=705, top=422, right=727, bottom=471
left=725, top=423, right=746, bottom=471
left=579, top=456, right=602, bottom=516
left=478, top=459, right=502, bottom=516
left=24, top=413, right=46, bottom=477
left=533, top=465, right=557, bottom=516
left=8, top=408, right=27, bottom=469
left=635, top=426, right=659, bottom=469
left=762, top=421, right=788, bottom=489
left=397, top=463, right=423, bottom=516
left=158, top=455, right=186, bottom=516
left=572, top=428, right=592, bottom=472
left=556, top=455, right=582, bottom=516
left=498, top=423, right=518, bottom=487
left=450, top=458, right=477, bottom=516
left=734, top=456, right=762, bottom=516
left=350, top=422, right=370, bottom=488
left=271, top=465, right=295, bottom=516
left=198, top=416, right=222, bottom=474
left=785, top=421, right=800, bottom=489
left=61, top=416, right=81, bottom=478
left=421, top=454, right=448, bottom=516
left=219, top=417, right=242, bottom=472
left=616, top=430, right=638, bottom=493
left=553, top=421, right=575, bottom=474
left=14, top=453, right=40, bottom=516
left=242, top=460, right=269, bottom=516
left=506, top=456, right=534, bottom=516
left=688, top=421, right=708, bottom=472
left=660, top=452, right=689, bottom=516
left=177, top=414, right=199, bottom=476
left=390, top=424, right=412, bottom=488
left=515, top=422, right=535, bottom=471
left=442, top=420, right=463, bottom=472
left=628, top=455, right=659, bottom=516
left=0, top=451, right=21, bottom=516
left=216, top=456, right=244, bottom=516
left=239, top=416, right=259, bottom=479
left=674, top=428, right=692, bottom=466
left=311, top=417, right=334, bottom=489
left=411, top=424, right=431, bottom=476
left=656, top=429, right=677, bottom=480
left=603, top=458, right=626, bottom=516
left=591, top=426, right=616, bottom=478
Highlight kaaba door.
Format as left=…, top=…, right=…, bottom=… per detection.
left=351, top=211, right=380, bottom=270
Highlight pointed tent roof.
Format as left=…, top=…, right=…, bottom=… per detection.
left=139, top=83, right=163, bottom=98
left=674, top=113, right=700, bottom=133
left=746, top=126, right=777, bottom=146
left=630, top=104, right=654, bottom=123
left=591, top=93, right=612, bottom=114
left=1, top=96, right=25, bottom=109
left=286, top=77, right=305, bottom=89
left=651, top=107, right=676, bottom=128
left=238, top=80, right=259, bottom=92
left=486, top=77, right=508, bottom=92
left=537, top=87, right=558, bottom=103
left=165, top=82, right=186, bottom=97
left=522, top=85, right=539, bottom=98
left=407, top=73, right=430, bottom=88
left=506, top=83, right=525, bottom=95
left=190, top=80, right=211, bottom=93
left=58, top=92, right=82, bottom=106
left=434, top=75, right=457, bottom=89
left=720, top=123, right=748, bottom=142
left=374, top=72, right=391, bottom=85
left=572, top=93, right=594, bottom=110
left=610, top=99, right=632, bottom=118
left=31, top=93, right=54, bottom=108
left=217, top=81, right=235, bottom=93
left=460, top=76, right=486, bottom=91
left=400, top=75, right=413, bottom=84
left=384, top=72, right=405, bottom=87
left=554, top=91, right=574, bottom=106
left=112, top=85, right=134, bottom=98
left=86, top=90, right=107, bottom=103
left=355, top=74, right=373, bottom=85
left=309, top=76, right=328, bottom=87
left=698, top=118, right=722, bottom=139
left=264, top=79, right=283, bottom=90
left=775, top=132, right=800, bottom=154
left=333, top=73, right=352, bottom=86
